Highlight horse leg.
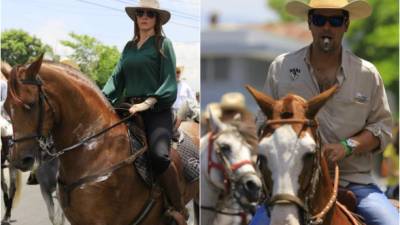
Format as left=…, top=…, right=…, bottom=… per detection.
left=193, top=201, right=199, bottom=225
left=1, top=168, right=12, bottom=224
left=37, top=159, right=65, bottom=225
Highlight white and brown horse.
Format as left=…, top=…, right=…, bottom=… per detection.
left=247, top=85, right=362, bottom=225
left=200, top=110, right=262, bottom=225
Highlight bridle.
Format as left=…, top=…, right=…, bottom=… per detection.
left=9, top=71, right=57, bottom=157
left=8, top=69, right=133, bottom=160
left=207, top=130, right=255, bottom=194
left=202, top=129, right=258, bottom=219
left=261, top=118, right=339, bottom=225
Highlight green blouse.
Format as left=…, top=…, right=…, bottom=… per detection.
left=102, top=36, right=177, bottom=111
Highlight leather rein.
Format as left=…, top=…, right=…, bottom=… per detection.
left=9, top=73, right=161, bottom=225
left=262, top=118, right=340, bottom=225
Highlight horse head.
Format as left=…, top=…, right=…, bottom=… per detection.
left=205, top=108, right=262, bottom=210
left=3, top=54, right=57, bottom=171
left=246, top=85, right=337, bottom=225
left=4, top=54, right=118, bottom=172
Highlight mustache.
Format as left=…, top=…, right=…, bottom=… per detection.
left=320, top=32, right=334, bottom=38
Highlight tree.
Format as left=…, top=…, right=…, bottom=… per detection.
left=267, top=0, right=304, bottom=21
left=1, top=29, right=57, bottom=66
left=60, top=33, right=120, bottom=88
left=346, top=0, right=399, bottom=101
left=266, top=0, right=399, bottom=112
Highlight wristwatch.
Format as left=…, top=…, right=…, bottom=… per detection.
left=341, top=138, right=358, bottom=157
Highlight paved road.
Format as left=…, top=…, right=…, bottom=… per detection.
left=1, top=172, right=196, bottom=225
left=1, top=172, right=67, bottom=225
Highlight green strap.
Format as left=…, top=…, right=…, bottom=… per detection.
left=340, top=140, right=353, bottom=157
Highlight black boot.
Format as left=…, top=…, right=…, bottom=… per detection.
left=159, top=163, right=189, bottom=221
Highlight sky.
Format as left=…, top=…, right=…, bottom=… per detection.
left=1, top=0, right=279, bottom=92
left=201, top=0, right=278, bottom=28
left=1, top=0, right=201, bottom=91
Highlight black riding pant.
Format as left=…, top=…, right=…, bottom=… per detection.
left=140, top=108, right=173, bottom=175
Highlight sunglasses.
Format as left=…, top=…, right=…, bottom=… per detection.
left=136, top=9, right=157, bottom=18
left=310, top=14, right=346, bottom=27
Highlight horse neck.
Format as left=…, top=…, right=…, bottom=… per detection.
left=308, top=154, right=334, bottom=215
left=41, top=68, right=130, bottom=182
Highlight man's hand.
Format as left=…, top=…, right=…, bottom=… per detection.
left=323, top=143, right=347, bottom=163
left=129, top=97, right=157, bottom=115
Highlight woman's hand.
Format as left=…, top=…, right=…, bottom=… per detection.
left=129, top=97, right=157, bottom=115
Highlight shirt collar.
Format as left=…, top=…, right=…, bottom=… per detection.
left=303, top=45, right=351, bottom=79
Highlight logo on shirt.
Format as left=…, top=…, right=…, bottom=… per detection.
left=354, top=92, right=368, bottom=103
left=289, top=68, right=301, bottom=81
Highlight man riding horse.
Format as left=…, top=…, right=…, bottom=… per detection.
left=252, top=0, right=398, bottom=224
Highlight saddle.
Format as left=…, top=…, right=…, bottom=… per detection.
left=114, top=103, right=199, bottom=187
left=337, top=188, right=365, bottom=225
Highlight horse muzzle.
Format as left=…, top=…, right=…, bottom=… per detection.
left=9, top=145, right=38, bottom=172
left=235, top=174, right=262, bottom=206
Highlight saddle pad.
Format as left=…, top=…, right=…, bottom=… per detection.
left=133, top=131, right=199, bottom=187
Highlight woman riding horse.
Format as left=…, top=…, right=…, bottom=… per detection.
left=101, top=0, right=187, bottom=220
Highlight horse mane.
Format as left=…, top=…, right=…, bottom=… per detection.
left=41, top=60, right=112, bottom=108
left=227, top=120, right=258, bottom=152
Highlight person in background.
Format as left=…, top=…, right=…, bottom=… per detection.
left=219, top=92, right=253, bottom=123
left=381, top=125, right=399, bottom=199
left=172, top=66, right=196, bottom=112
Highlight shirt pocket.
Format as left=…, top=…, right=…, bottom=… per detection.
left=323, top=94, right=370, bottom=132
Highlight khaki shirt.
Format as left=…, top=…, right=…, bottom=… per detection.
left=256, top=46, right=392, bottom=186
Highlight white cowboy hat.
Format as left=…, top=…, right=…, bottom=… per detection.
left=220, top=92, right=247, bottom=112
left=286, top=0, right=372, bottom=20
left=125, top=0, right=171, bottom=25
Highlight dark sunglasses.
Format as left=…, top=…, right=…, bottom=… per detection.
left=311, top=14, right=346, bottom=27
left=136, top=9, right=157, bottom=18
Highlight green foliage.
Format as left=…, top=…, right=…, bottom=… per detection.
left=347, top=0, right=399, bottom=90
left=60, top=32, right=120, bottom=88
left=1, top=29, right=57, bottom=66
left=267, top=0, right=304, bottom=21
left=266, top=0, right=399, bottom=110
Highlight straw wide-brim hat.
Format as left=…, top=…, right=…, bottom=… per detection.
left=286, top=0, right=372, bottom=20
left=220, top=92, right=247, bottom=112
left=203, top=102, right=222, bottom=120
left=125, top=0, right=171, bottom=25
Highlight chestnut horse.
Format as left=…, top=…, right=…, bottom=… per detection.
left=246, top=85, right=362, bottom=225
left=2, top=55, right=199, bottom=225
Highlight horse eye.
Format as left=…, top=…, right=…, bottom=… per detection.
left=303, top=152, right=315, bottom=161
left=219, top=144, right=231, bottom=153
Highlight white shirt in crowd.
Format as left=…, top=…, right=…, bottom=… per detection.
left=172, top=80, right=196, bottom=111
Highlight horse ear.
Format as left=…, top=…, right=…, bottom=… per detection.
left=209, top=108, right=226, bottom=132
left=25, top=53, right=44, bottom=80
left=1, top=61, right=12, bottom=80
left=245, top=85, right=275, bottom=118
left=306, top=85, right=338, bottom=119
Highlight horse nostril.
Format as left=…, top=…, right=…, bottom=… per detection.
left=245, top=180, right=260, bottom=192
